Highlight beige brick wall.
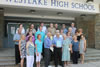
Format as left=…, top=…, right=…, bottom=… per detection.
left=75, top=16, right=95, bottom=48
left=95, top=15, right=100, bottom=49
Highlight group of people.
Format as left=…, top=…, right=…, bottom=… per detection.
left=13, top=22, right=87, bottom=67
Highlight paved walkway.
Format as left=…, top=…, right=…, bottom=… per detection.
left=48, top=61, right=100, bottom=67
left=69, top=61, right=100, bottom=67
left=1, top=61, right=100, bottom=67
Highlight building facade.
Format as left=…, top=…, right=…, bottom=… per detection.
left=0, top=0, right=100, bottom=49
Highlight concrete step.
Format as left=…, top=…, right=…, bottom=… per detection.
left=0, top=62, right=15, bottom=66
left=0, top=65, right=19, bottom=67
left=0, top=56, right=15, bottom=66
left=0, top=48, right=100, bottom=66
left=86, top=49, right=100, bottom=53
left=85, top=54, right=100, bottom=57
left=84, top=53, right=100, bottom=62
left=0, top=56, right=15, bottom=60
left=86, top=51, right=100, bottom=54
left=76, top=49, right=100, bottom=63
left=86, top=52, right=100, bottom=54
left=85, top=59, right=100, bottom=62
left=0, top=59, right=15, bottom=62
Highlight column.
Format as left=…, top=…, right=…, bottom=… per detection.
left=0, top=8, right=4, bottom=48
left=95, top=14, right=100, bottom=49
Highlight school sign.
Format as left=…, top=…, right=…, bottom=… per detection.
left=0, top=0, right=99, bottom=13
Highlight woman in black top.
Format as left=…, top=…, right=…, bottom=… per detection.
left=75, top=28, right=83, bottom=58
left=75, top=29, right=83, bottom=41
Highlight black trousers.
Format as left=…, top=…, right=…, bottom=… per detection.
left=42, top=43, right=44, bottom=58
left=44, top=48, right=51, bottom=67
left=72, top=51, right=79, bottom=64
left=54, top=47, right=63, bottom=67
left=15, top=45, right=21, bottom=64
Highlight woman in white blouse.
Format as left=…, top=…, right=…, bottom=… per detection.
left=16, top=24, right=25, bottom=34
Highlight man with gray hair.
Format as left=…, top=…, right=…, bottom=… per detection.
left=44, top=32, right=53, bottom=67
left=62, top=24, right=68, bottom=34
left=71, top=23, right=76, bottom=36
left=53, top=30, right=63, bottom=67
left=13, top=29, right=21, bottom=64
left=48, top=23, right=56, bottom=36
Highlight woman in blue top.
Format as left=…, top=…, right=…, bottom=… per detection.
left=26, top=36, right=35, bottom=67
left=35, top=34, right=43, bottom=67
left=71, top=35, right=80, bottom=64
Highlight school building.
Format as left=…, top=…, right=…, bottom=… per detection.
left=0, top=0, right=100, bottom=49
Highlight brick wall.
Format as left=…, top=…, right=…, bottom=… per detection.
left=75, top=16, right=95, bottom=48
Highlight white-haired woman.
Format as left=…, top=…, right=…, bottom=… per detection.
left=62, top=34, right=71, bottom=67
left=68, top=27, right=73, bottom=36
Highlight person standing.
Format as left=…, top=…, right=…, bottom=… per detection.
left=26, top=24, right=36, bottom=34
left=53, top=30, right=63, bottom=67
left=35, top=34, right=43, bottom=67
left=44, top=32, right=53, bottom=67
left=67, top=32, right=73, bottom=41
left=19, top=35, right=26, bottom=67
left=26, top=36, right=35, bottom=67
left=60, top=29, right=64, bottom=36
left=54, top=30, right=63, bottom=40
left=48, top=23, right=56, bottom=36
left=79, top=34, right=86, bottom=64
left=26, top=31, right=35, bottom=44
left=68, top=27, right=73, bottom=36
left=77, top=28, right=83, bottom=41
left=67, top=32, right=73, bottom=61
left=62, top=24, right=68, bottom=34
left=60, top=29, right=64, bottom=39
left=36, top=26, right=45, bottom=59
left=71, top=23, right=76, bottom=36
left=35, top=26, right=45, bottom=42
left=16, top=24, right=25, bottom=34
left=13, top=29, right=21, bottom=64
left=55, top=24, right=59, bottom=30
left=71, top=35, right=80, bottom=64
left=38, top=22, right=47, bottom=34
left=75, top=29, right=83, bottom=59
left=62, top=34, right=71, bottom=67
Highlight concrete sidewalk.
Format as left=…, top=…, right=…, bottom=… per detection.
left=48, top=61, right=100, bottom=67
left=70, top=61, right=100, bottom=67
left=0, top=61, right=100, bottom=67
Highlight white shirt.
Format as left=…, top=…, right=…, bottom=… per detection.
left=16, top=28, right=25, bottom=34
left=54, top=35, right=63, bottom=40
left=38, top=26, right=47, bottom=34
